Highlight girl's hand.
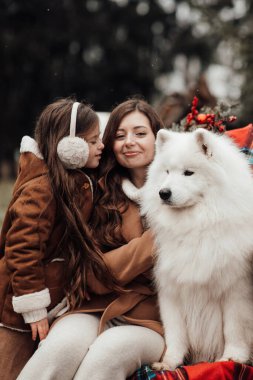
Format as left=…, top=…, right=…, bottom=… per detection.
left=30, top=318, right=49, bottom=341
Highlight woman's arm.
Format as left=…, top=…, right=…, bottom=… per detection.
left=87, top=229, right=155, bottom=294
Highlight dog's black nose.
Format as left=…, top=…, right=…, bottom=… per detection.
left=159, top=188, right=172, bottom=200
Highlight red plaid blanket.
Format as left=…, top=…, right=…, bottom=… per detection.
left=130, top=361, right=253, bottom=380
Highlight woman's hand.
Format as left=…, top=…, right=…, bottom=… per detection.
left=30, top=318, right=49, bottom=341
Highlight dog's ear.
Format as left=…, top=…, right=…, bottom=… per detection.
left=156, top=129, right=172, bottom=151
left=195, top=128, right=213, bottom=158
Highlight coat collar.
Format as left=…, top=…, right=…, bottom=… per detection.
left=121, top=178, right=144, bottom=204
left=20, top=136, right=43, bottom=159
left=97, top=176, right=144, bottom=204
left=13, top=137, right=48, bottom=191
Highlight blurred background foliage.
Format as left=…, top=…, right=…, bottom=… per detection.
left=1, top=0, right=253, bottom=178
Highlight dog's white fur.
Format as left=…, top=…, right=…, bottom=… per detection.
left=141, top=128, right=253, bottom=370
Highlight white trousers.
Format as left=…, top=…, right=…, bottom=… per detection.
left=17, top=313, right=164, bottom=380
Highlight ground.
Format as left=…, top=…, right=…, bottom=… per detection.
left=0, top=180, right=14, bottom=228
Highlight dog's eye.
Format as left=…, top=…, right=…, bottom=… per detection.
left=166, top=170, right=169, bottom=174
left=184, top=170, right=194, bottom=176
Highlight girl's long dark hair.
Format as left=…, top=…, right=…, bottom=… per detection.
left=34, top=97, right=118, bottom=308
left=91, top=98, right=164, bottom=251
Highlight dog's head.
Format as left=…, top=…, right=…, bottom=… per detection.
left=146, top=128, right=225, bottom=209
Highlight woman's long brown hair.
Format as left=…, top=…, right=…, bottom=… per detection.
left=34, top=97, right=117, bottom=308
left=91, top=98, right=164, bottom=251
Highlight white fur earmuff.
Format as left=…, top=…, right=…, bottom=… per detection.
left=57, top=102, right=89, bottom=169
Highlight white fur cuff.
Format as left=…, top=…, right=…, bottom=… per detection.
left=12, top=288, right=51, bottom=314
left=22, top=308, right=48, bottom=324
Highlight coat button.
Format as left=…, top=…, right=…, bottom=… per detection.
left=83, top=183, right=90, bottom=189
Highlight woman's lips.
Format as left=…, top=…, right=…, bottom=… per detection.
left=124, top=152, right=140, bottom=157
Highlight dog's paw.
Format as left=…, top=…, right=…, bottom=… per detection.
left=162, top=351, right=184, bottom=370
left=151, top=362, right=173, bottom=371
left=219, top=347, right=251, bottom=364
left=218, top=355, right=251, bottom=364
left=218, top=357, right=232, bottom=362
left=151, top=353, right=183, bottom=371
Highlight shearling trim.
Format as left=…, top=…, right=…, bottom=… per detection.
left=0, top=323, right=30, bottom=333
left=22, top=308, right=47, bottom=324
left=121, top=178, right=143, bottom=204
left=50, top=258, right=65, bottom=262
left=20, top=136, right=43, bottom=159
left=12, top=288, right=51, bottom=314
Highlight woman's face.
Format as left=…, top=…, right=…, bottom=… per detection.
left=113, top=110, right=156, bottom=170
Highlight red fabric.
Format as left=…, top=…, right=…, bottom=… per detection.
left=225, top=124, right=253, bottom=149
left=183, top=361, right=235, bottom=379
left=130, top=361, right=253, bottom=380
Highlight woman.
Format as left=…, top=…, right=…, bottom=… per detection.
left=18, top=98, right=165, bottom=380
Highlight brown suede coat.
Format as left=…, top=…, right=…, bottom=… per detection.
left=60, top=180, right=163, bottom=336
left=0, top=152, right=93, bottom=331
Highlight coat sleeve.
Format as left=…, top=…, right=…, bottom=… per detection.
left=87, top=229, right=155, bottom=294
left=5, top=178, right=56, bottom=317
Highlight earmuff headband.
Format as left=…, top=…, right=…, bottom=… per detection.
left=57, top=101, right=89, bottom=169
left=69, top=102, right=80, bottom=137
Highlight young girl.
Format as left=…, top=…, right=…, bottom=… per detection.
left=0, top=98, right=111, bottom=379
left=18, top=98, right=165, bottom=380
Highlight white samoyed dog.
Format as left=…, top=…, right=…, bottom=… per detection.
left=141, top=128, right=253, bottom=370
